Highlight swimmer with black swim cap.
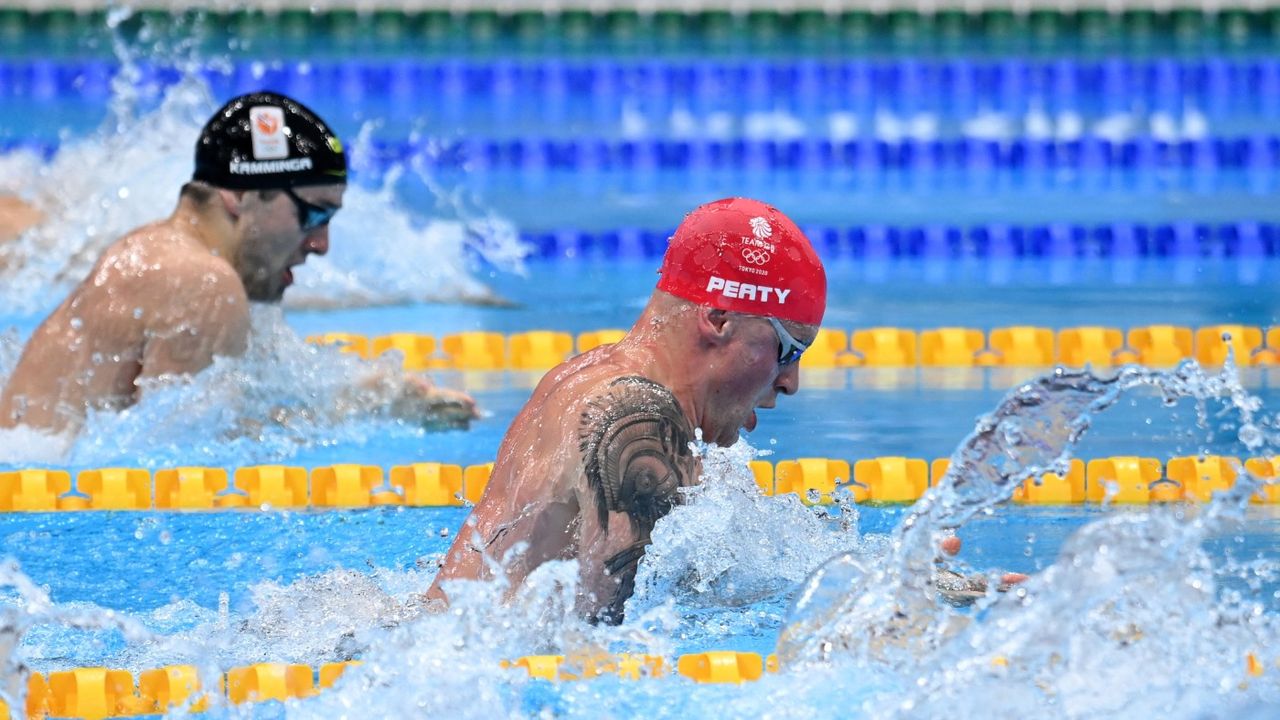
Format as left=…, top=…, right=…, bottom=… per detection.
left=190, top=91, right=348, bottom=302
left=0, top=90, right=476, bottom=434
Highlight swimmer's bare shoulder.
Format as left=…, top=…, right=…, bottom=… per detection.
left=96, top=223, right=251, bottom=377
left=425, top=356, right=621, bottom=597
left=427, top=351, right=695, bottom=618
left=569, top=367, right=698, bottom=622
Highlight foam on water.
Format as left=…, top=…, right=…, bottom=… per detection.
left=2, top=354, right=1280, bottom=718
left=0, top=560, right=153, bottom=710
left=0, top=306, right=472, bottom=467
left=627, top=439, right=883, bottom=641
left=777, top=361, right=1280, bottom=716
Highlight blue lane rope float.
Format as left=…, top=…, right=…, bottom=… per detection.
left=510, top=223, right=1280, bottom=260
left=445, top=135, right=1279, bottom=172
left=3, top=57, right=1280, bottom=115
left=4, top=133, right=1279, bottom=182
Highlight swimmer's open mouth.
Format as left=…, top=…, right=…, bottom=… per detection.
left=746, top=409, right=758, bottom=431
left=282, top=268, right=294, bottom=286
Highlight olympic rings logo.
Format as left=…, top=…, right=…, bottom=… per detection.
left=741, top=248, right=772, bottom=265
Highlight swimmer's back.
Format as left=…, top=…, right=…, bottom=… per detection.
left=474, top=343, right=638, bottom=514
left=0, top=222, right=249, bottom=432
left=428, top=340, right=655, bottom=591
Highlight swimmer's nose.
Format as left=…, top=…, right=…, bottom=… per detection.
left=302, top=225, right=330, bottom=256
left=776, top=361, right=800, bottom=396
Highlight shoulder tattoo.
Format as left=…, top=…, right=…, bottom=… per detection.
left=594, top=540, right=649, bottom=625
left=578, top=376, right=694, bottom=533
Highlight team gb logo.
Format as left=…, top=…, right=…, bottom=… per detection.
left=750, top=216, right=772, bottom=240
left=741, top=216, right=775, bottom=266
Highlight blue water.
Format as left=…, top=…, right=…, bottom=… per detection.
left=2, top=258, right=1277, bottom=472
left=5, top=504, right=1279, bottom=670
left=6, top=56, right=1280, bottom=232
left=1, top=20, right=1279, bottom=718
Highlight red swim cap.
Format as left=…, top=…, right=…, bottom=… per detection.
left=656, top=198, right=826, bottom=326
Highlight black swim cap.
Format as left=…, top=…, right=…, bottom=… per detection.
left=192, top=91, right=346, bottom=190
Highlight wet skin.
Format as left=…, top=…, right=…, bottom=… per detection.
left=427, top=298, right=816, bottom=623
left=424, top=297, right=1027, bottom=619
left=0, top=185, right=340, bottom=433
left=0, top=195, right=42, bottom=255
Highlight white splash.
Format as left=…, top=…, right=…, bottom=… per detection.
left=629, top=440, right=872, bottom=617
left=0, top=69, right=525, bottom=317
left=778, top=362, right=1280, bottom=717
left=0, top=306, right=470, bottom=468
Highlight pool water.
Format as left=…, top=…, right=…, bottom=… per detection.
left=2, top=260, right=1278, bottom=717
left=1, top=6, right=1279, bottom=718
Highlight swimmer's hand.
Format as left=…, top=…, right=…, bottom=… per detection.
left=390, top=374, right=480, bottom=430
left=933, top=536, right=1029, bottom=607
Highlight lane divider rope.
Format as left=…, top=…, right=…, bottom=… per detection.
left=307, top=324, right=1280, bottom=371
left=2, top=455, right=1278, bottom=512
left=1, top=5, right=1277, bottom=44
left=483, top=222, right=1280, bottom=260
left=8, top=647, right=1274, bottom=719
left=7, top=135, right=1280, bottom=180
left=3, top=57, right=1278, bottom=110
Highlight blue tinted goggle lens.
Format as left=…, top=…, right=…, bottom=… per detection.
left=769, top=317, right=809, bottom=366
left=284, top=187, right=338, bottom=232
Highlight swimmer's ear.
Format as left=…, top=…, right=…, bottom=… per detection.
left=216, top=188, right=245, bottom=220
left=696, top=308, right=733, bottom=346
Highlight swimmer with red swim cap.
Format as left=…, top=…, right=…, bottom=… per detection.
left=427, top=197, right=1022, bottom=621
left=428, top=197, right=826, bottom=623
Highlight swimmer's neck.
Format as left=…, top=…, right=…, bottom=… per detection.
left=167, top=192, right=239, bottom=262
left=619, top=302, right=706, bottom=427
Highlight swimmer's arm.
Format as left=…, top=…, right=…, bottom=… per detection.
left=135, top=269, right=249, bottom=385
left=934, top=537, right=1030, bottom=607
left=340, top=365, right=478, bottom=429
left=575, top=377, right=695, bottom=624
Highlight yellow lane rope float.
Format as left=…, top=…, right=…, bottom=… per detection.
left=307, top=325, right=1280, bottom=370
left=9, top=648, right=1275, bottom=719
left=1, top=456, right=1277, bottom=512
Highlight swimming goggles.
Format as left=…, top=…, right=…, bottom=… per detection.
left=283, top=187, right=339, bottom=232
left=769, top=317, right=809, bottom=366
